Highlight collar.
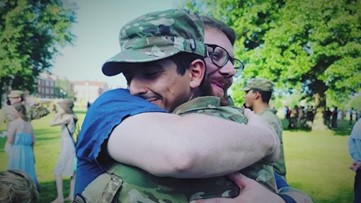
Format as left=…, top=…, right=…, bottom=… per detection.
left=172, top=96, right=221, bottom=114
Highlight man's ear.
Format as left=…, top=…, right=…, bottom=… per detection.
left=188, top=59, right=206, bottom=88
left=254, top=91, right=261, bottom=100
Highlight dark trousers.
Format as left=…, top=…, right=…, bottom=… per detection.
left=354, top=168, right=361, bottom=203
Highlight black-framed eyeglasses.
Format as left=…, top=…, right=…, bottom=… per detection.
left=205, top=44, right=244, bottom=77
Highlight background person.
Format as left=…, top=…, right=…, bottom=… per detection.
left=0, top=90, right=25, bottom=124
left=349, top=118, right=361, bottom=203
left=331, top=106, right=338, bottom=128
left=0, top=90, right=49, bottom=123
left=49, top=99, right=77, bottom=202
left=243, top=78, right=287, bottom=179
left=0, top=170, right=39, bottom=203
left=6, top=103, right=39, bottom=191
left=1, top=90, right=49, bottom=152
left=325, top=107, right=332, bottom=127
left=350, top=107, right=355, bottom=125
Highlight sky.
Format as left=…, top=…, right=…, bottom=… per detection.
left=51, top=0, right=182, bottom=87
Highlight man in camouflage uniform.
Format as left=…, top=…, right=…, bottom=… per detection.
left=75, top=9, right=281, bottom=203
left=1, top=90, right=49, bottom=157
left=80, top=99, right=277, bottom=203
left=244, top=78, right=287, bottom=179
left=0, top=90, right=49, bottom=123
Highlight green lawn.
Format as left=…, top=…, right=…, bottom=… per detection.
left=0, top=110, right=355, bottom=203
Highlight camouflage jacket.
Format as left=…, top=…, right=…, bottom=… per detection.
left=173, top=96, right=277, bottom=195
left=258, top=108, right=287, bottom=178
left=0, top=103, right=49, bottom=124
left=77, top=96, right=277, bottom=203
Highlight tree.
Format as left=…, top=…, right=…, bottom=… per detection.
left=349, top=94, right=361, bottom=110
left=185, top=0, right=361, bottom=129
left=0, top=0, right=77, bottom=106
left=55, top=77, right=74, bottom=99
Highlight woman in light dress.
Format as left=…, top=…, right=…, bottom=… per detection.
left=6, top=103, right=39, bottom=191
left=49, top=99, right=77, bottom=203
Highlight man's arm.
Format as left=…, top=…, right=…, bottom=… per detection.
left=190, top=173, right=313, bottom=203
left=108, top=110, right=280, bottom=178
left=49, top=112, right=69, bottom=126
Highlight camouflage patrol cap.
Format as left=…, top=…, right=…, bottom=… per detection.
left=244, top=78, right=274, bottom=92
left=102, top=9, right=206, bottom=76
left=7, top=90, right=23, bottom=98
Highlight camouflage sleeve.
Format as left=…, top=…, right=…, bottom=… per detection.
left=278, top=187, right=313, bottom=203
left=77, top=171, right=123, bottom=203
left=28, top=104, right=50, bottom=120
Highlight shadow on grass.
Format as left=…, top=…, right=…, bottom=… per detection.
left=315, top=188, right=353, bottom=203
left=331, top=121, right=354, bottom=136
left=290, top=181, right=353, bottom=203
left=281, top=119, right=313, bottom=133
left=39, top=179, right=71, bottom=203
left=281, top=118, right=353, bottom=136
left=34, top=128, right=61, bottom=142
left=74, top=109, right=87, bottom=114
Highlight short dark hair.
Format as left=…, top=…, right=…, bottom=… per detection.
left=169, top=52, right=212, bottom=97
left=201, top=15, right=236, bottom=45
left=169, top=52, right=205, bottom=75
left=252, top=89, right=272, bottom=103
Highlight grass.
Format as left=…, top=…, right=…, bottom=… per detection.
left=0, top=110, right=355, bottom=203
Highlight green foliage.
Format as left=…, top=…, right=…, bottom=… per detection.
left=0, top=0, right=77, bottom=97
left=55, top=78, right=74, bottom=99
left=185, top=0, right=361, bottom=111
left=349, top=95, right=361, bottom=110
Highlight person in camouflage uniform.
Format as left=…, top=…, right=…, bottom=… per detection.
left=244, top=78, right=287, bottom=179
left=1, top=90, right=49, bottom=155
left=0, top=90, right=49, bottom=124
left=74, top=9, right=281, bottom=203
left=242, top=78, right=311, bottom=202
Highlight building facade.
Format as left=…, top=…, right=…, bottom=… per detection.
left=72, top=81, right=109, bottom=107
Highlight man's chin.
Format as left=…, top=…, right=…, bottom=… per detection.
left=150, top=100, right=163, bottom=108
left=211, top=84, right=225, bottom=98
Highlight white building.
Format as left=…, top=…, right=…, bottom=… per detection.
left=72, top=81, right=109, bottom=107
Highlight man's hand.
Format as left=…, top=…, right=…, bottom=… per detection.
left=190, top=173, right=286, bottom=203
left=350, top=161, right=361, bottom=171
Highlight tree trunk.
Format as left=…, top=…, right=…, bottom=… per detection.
left=312, top=92, right=328, bottom=130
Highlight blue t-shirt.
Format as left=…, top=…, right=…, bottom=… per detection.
left=75, top=88, right=165, bottom=194
left=275, top=172, right=289, bottom=189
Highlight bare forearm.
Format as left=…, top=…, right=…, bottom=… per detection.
left=49, top=113, right=67, bottom=126
left=108, top=112, right=278, bottom=178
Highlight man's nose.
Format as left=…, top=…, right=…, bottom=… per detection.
left=129, top=78, right=147, bottom=95
left=219, top=61, right=236, bottom=77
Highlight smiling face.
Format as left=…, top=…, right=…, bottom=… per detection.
left=8, top=96, right=22, bottom=105
left=204, top=27, right=236, bottom=103
left=123, top=58, right=205, bottom=112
